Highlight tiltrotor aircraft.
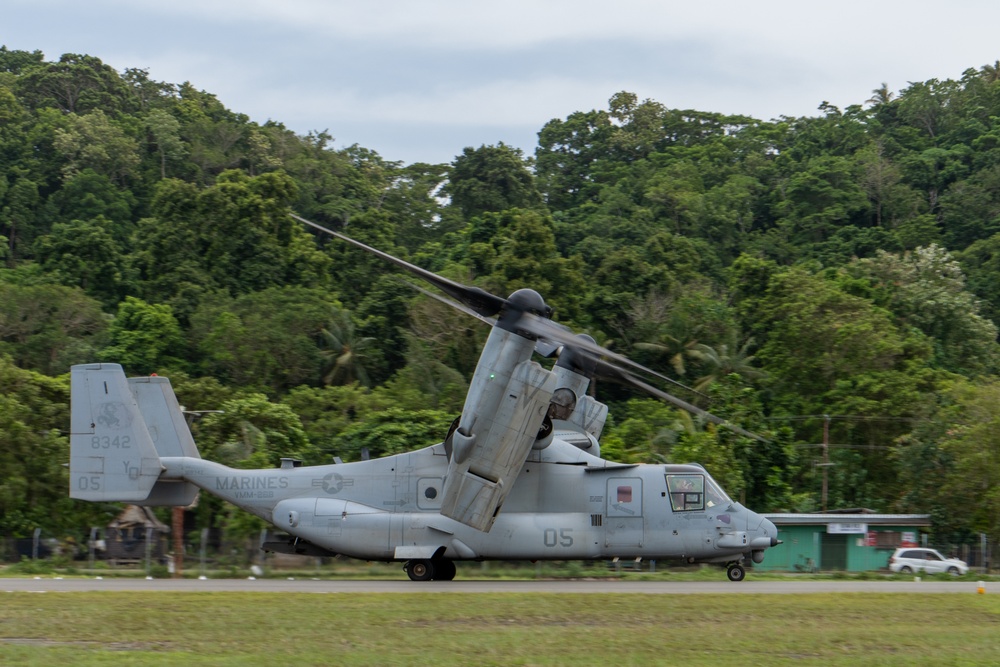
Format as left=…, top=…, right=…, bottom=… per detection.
left=69, top=214, right=779, bottom=582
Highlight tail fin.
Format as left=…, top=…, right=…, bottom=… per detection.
left=127, top=376, right=200, bottom=459
left=70, top=363, right=163, bottom=502
left=127, top=375, right=201, bottom=506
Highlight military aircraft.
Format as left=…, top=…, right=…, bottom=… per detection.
left=68, top=214, right=779, bottom=582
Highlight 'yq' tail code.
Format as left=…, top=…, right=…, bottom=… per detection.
left=69, top=363, right=200, bottom=505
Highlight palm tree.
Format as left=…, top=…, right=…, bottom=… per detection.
left=320, top=309, right=375, bottom=387
left=687, top=336, right=765, bottom=393
left=634, top=334, right=699, bottom=376
left=632, top=313, right=703, bottom=377
left=866, top=83, right=895, bottom=107
left=981, top=61, right=1000, bottom=84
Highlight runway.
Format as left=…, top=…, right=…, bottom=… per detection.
left=1, top=577, right=989, bottom=594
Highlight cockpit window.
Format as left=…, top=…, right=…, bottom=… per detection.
left=665, top=473, right=732, bottom=512
left=666, top=474, right=705, bottom=512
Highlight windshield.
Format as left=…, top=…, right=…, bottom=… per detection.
left=704, top=475, right=732, bottom=508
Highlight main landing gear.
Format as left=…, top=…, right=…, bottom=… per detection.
left=726, top=561, right=746, bottom=582
left=404, top=558, right=457, bottom=581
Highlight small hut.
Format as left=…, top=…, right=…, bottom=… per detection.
left=105, top=505, right=169, bottom=565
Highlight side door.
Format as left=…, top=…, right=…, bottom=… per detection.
left=605, top=477, right=643, bottom=548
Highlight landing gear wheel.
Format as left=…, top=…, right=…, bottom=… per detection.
left=433, top=559, right=457, bottom=581
left=727, top=563, right=746, bottom=582
left=405, top=559, right=435, bottom=581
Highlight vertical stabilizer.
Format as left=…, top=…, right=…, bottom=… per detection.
left=128, top=376, right=200, bottom=459
left=69, top=363, right=162, bottom=502
left=128, top=375, right=200, bottom=505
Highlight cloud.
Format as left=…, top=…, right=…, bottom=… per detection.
left=7, top=0, right=1000, bottom=164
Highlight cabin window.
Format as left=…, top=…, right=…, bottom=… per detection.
left=617, top=486, right=632, bottom=503
left=665, top=474, right=705, bottom=512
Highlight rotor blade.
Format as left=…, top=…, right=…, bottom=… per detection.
left=404, top=280, right=564, bottom=357
left=402, top=280, right=496, bottom=327
left=613, top=368, right=768, bottom=442
left=520, top=312, right=706, bottom=398
left=292, top=213, right=507, bottom=318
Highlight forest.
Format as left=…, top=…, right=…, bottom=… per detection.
left=2, top=46, right=1000, bottom=550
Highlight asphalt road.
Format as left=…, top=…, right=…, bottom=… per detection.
left=0, top=577, right=990, bottom=594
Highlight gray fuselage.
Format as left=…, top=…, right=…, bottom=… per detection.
left=161, top=437, right=777, bottom=565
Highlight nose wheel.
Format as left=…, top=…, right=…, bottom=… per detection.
left=726, top=562, right=746, bottom=582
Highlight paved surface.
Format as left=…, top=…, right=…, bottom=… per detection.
left=0, top=577, right=990, bottom=594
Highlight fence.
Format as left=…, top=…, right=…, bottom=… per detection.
left=2, top=530, right=995, bottom=574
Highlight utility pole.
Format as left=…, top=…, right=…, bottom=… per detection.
left=822, top=414, right=830, bottom=512
left=173, top=407, right=221, bottom=579
left=172, top=506, right=184, bottom=579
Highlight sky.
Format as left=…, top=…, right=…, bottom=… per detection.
left=5, top=1, right=1000, bottom=166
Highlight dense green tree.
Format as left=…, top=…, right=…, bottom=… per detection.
left=479, top=208, right=585, bottom=319
left=121, top=67, right=177, bottom=113
left=0, top=47, right=44, bottom=75
left=376, top=335, right=468, bottom=413
left=446, top=143, right=542, bottom=219
left=320, top=308, right=376, bottom=387
left=15, top=53, right=131, bottom=114
left=382, top=162, right=455, bottom=251
left=741, top=265, right=939, bottom=507
left=33, top=216, right=134, bottom=307
left=600, top=398, right=688, bottom=464
left=774, top=155, right=870, bottom=246
left=959, top=231, right=1000, bottom=323
left=335, top=407, right=454, bottom=461
left=0, top=357, right=101, bottom=538
left=190, top=286, right=339, bottom=393
left=896, top=378, right=1000, bottom=544
left=937, top=165, right=1000, bottom=248
left=145, top=108, right=187, bottom=178
left=0, top=170, right=40, bottom=263
left=851, top=245, right=999, bottom=375
left=0, top=282, right=107, bottom=374
left=101, top=296, right=186, bottom=375
left=196, top=393, right=316, bottom=467
left=536, top=108, right=612, bottom=209
left=282, top=384, right=391, bottom=459
left=51, top=109, right=141, bottom=185
left=687, top=336, right=765, bottom=393
left=750, top=266, right=924, bottom=406
left=49, top=169, right=136, bottom=245
left=352, top=275, right=413, bottom=384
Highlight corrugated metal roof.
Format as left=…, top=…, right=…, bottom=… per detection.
left=764, top=513, right=931, bottom=526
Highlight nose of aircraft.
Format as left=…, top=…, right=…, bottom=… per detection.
left=749, top=514, right=780, bottom=550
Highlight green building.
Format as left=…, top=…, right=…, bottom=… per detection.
left=757, top=513, right=932, bottom=572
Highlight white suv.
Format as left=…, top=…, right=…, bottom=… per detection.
left=888, top=548, right=969, bottom=575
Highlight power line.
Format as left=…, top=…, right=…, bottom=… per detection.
left=794, top=443, right=897, bottom=450
left=763, top=414, right=927, bottom=423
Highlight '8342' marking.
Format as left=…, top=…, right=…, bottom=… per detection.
left=91, top=435, right=131, bottom=449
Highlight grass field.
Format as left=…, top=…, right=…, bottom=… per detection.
left=1, top=590, right=998, bottom=666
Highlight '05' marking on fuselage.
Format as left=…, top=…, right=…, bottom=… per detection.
left=543, top=528, right=573, bottom=547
